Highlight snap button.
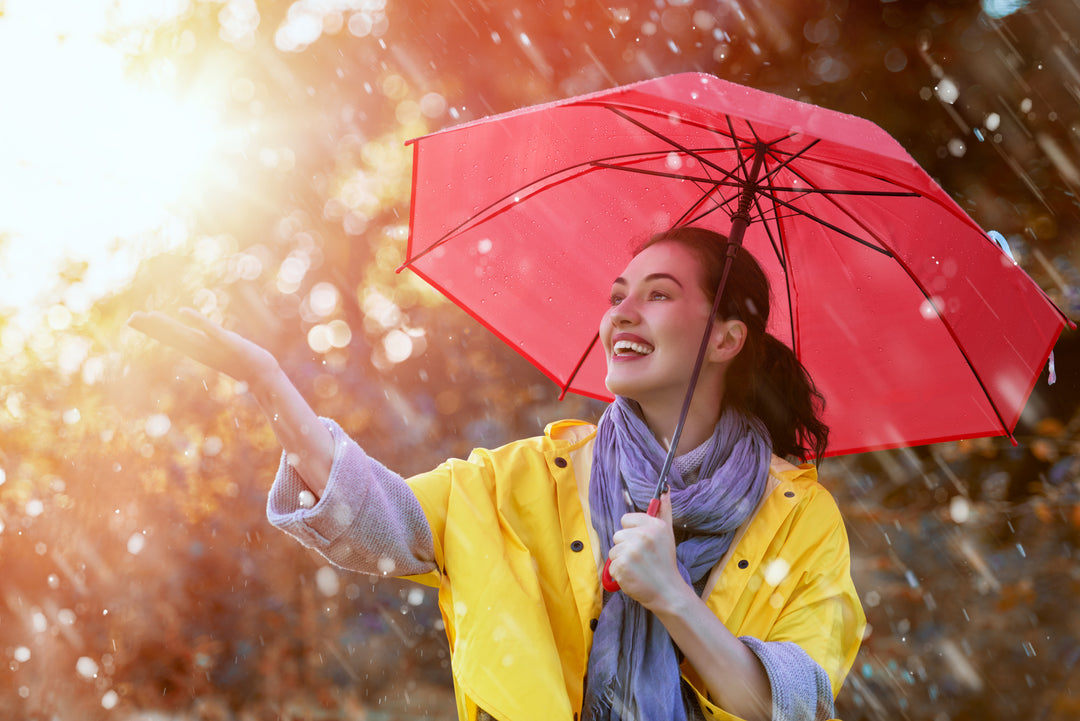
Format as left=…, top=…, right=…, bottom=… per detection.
left=570, top=540, right=584, bottom=552
left=554, top=457, right=568, bottom=468
left=784, top=491, right=795, bottom=498
left=738, top=559, right=749, bottom=569
left=589, top=618, right=598, bottom=631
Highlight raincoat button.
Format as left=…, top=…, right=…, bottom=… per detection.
left=738, top=559, right=749, bottom=569
left=571, top=540, right=584, bottom=552
left=590, top=618, right=598, bottom=631
left=784, top=491, right=795, bottom=498
left=554, top=457, right=568, bottom=467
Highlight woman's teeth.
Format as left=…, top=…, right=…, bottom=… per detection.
left=614, top=340, right=654, bottom=356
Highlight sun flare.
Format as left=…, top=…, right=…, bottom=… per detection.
left=0, top=0, right=224, bottom=325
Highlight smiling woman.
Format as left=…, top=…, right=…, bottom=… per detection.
left=0, top=0, right=223, bottom=325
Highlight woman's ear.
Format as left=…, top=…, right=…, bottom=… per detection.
left=709, top=319, right=747, bottom=363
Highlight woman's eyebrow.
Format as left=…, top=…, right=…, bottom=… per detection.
left=611, top=273, right=684, bottom=288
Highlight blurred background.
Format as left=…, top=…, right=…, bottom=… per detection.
left=2, top=0, right=1080, bottom=718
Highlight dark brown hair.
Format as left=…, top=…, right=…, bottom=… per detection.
left=640, top=226, right=829, bottom=461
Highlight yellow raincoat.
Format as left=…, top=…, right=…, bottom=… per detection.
left=402, top=420, right=865, bottom=721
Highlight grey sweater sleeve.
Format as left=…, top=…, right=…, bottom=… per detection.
left=266, top=418, right=437, bottom=577
left=740, top=637, right=836, bottom=721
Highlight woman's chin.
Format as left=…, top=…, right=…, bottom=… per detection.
left=604, top=374, right=643, bottom=402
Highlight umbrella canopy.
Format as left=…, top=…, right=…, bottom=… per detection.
left=402, top=72, right=1071, bottom=457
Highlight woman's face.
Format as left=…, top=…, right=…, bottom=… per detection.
left=600, top=242, right=716, bottom=406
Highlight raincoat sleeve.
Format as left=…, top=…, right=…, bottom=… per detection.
left=266, top=418, right=437, bottom=577
left=685, top=483, right=864, bottom=721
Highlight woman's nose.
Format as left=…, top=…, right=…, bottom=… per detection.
left=609, top=298, right=638, bottom=325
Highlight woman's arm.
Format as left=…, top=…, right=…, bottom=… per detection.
left=606, top=493, right=772, bottom=721
left=128, top=309, right=334, bottom=497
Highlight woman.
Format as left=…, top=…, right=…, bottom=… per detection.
left=130, top=226, right=865, bottom=721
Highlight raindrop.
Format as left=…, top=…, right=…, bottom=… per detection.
left=383, top=329, right=413, bottom=364
left=919, top=297, right=942, bottom=319
left=309, top=282, right=340, bottom=317
left=316, top=565, right=340, bottom=596
left=62, top=408, right=81, bottom=425
left=905, top=570, right=920, bottom=588
left=298, top=490, right=316, bottom=508
left=985, top=112, right=1001, bottom=131
left=101, top=690, right=119, bottom=709
left=26, top=499, right=44, bottom=517
left=144, top=414, right=172, bottom=438
left=935, top=77, right=959, bottom=105
left=76, top=656, right=99, bottom=679
left=884, top=47, right=907, bottom=73
left=376, top=557, right=397, bottom=575
left=47, top=574, right=59, bottom=589
left=763, top=558, right=790, bottom=586
left=949, top=496, right=970, bottom=523
left=13, top=647, right=30, bottom=663
left=407, top=588, right=425, bottom=606
left=127, top=532, right=146, bottom=556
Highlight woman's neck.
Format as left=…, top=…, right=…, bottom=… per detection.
left=637, top=395, right=722, bottom=455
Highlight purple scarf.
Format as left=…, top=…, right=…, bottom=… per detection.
left=582, top=397, right=772, bottom=721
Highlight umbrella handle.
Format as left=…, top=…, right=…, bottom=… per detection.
left=601, top=497, right=662, bottom=593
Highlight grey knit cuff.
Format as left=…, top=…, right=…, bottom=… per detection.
left=266, top=418, right=437, bottom=576
left=740, top=637, right=835, bottom=721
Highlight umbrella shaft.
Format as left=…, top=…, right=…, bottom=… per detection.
left=652, top=144, right=768, bottom=500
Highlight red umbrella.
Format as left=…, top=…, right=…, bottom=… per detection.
left=401, top=72, right=1071, bottom=458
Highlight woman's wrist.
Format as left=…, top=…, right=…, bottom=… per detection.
left=646, top=573, right=699, bottom=619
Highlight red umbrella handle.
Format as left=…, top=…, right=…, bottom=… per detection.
left=601, top=497, right=662, bottom=593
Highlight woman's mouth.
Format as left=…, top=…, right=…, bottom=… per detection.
left=613, top=339, right=654, bottom=357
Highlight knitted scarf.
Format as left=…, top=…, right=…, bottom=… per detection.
left=582, top=397, right=772, bottom=721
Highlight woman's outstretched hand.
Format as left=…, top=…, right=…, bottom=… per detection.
left=128, top=308, right=334, bottom=497
left=127, top=309, right=277, bottom=387
left=605, top=493, right=686, bottom=612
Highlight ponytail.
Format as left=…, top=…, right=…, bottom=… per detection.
left=640, top=227, right=830, bottom=462
left=736, top=334, right=829, bottom=462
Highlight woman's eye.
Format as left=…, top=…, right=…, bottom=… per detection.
left=649, top=291, right=669, bottom=301
left=609, top=294, right=624, bottom=306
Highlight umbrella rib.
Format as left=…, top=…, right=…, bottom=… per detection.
left=603, top=105, right=744, bottom=182
left=559, top=331, right=601, bottom=400
left=754, top=192, right=799, bottom=351
left=758, top=142, right=1022, bottom=441
left=758, top=192, right=895, bottom=256
left=592, top=162, right=914, bottom=198
left=404, top=147, right=742, bottom=269
left=751, top=192, right=789, bottom=273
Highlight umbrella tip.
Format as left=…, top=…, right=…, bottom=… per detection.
left=987, top=230, right=1017, bottom=264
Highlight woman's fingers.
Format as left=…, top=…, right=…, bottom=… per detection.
left=128, top=311, right=211, bottom=355
left=127, top=310, right=263, bottom=382
left=607, top=494, right=678, bottom=604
